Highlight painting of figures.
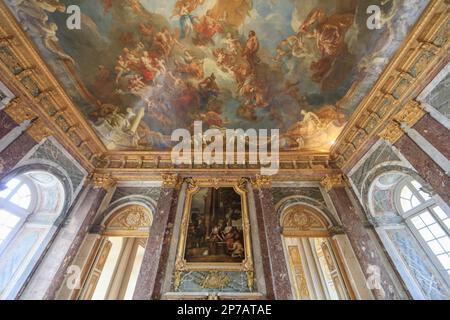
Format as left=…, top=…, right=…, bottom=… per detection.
left=185, top=187, right=245, bottom=263
left=5, top=0, right=429, bottom=151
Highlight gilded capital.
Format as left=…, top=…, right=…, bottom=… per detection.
left=92, top=173, right=116, bottom=190
left=162, top=173, right=179, bottom=188
left=252, top=174, right=272, bottom=189
left=27, top=118, right=51, bottom=142
left=378, top=121, right=404, bottom=144
left=4, top=97, right=36, bottom=124
left=394, top=100, right=425, bottom=127
left=320, top=174, right=348, bottom=192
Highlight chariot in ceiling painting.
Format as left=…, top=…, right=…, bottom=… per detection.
left=5, top=0, right=429, bottom=151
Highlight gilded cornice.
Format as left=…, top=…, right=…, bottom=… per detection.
left=92, top=166, right=342, bottom=183
left=332, top=0, right=449, bottom=172
left=0, top=2, right=105, bottom=170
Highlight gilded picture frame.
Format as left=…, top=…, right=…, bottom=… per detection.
left=174, top=177, right=254, bottom=291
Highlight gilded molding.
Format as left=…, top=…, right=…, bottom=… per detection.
left=174, top=179, right=254, bottom=291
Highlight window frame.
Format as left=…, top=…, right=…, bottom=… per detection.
left=0, top=176, right=38, bottom=256
left=394, top=177, right=450, bottom=284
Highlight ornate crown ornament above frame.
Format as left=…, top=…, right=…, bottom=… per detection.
left=173, top=177, right=254, bottom=292
left=102, top=204, right=152, bottom=237
left=331, top=0, right=449, bottom=172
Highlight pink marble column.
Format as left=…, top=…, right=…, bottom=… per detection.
left=327, top=187, right=406, bottom=300
left=413, top=113, right=450, bottom=159
left=395, top=134, right=450, bottom=205
left=0, top=110, right=17, bottom=139
left=133, top=187, right=179, bottom=300
left=253, top=187, right=293, bottom=300
left=0, top=131, right=36, bottom=180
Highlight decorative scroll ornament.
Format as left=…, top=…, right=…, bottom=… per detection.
left=236, top=177, right=250, bottom=192
left=378, top=121, right=404, bottom=144
left=92, top=173, right=116, bottom=190
left=162, top=173, right=179, bottom=188
left=184, top=177, right=198, bottom=192
left=198, top=272, right=231, bottom=290
left=283, top=206, right=324, bottom=231
left=109, top=206, right=151, bottom=230
left=320, top=174, right=348, bottom=192
left=394, top=100, right=426, bottom=127
left=288, top=246, right=310, bottom=299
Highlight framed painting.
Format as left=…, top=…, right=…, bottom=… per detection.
left=174, top=178, right=254, bottom=291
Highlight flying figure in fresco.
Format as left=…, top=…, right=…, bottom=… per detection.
left=8, top=0, right=75, bottom=64
left=171, top=0, right=206, bottom=39
left=298, top=8, right=354, bottom=83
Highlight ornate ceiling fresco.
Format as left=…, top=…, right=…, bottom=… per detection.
left=5, top=0, right=429, bottom=152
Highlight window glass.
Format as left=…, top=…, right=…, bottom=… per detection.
left=0, top=171, right=66, bottom=299
left=0, top=179, right=20, bottom=199
left=0, top=209, right=20, bottom=245
left=9, top=184, right=31, bottom=210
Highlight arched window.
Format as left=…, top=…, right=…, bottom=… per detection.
left=396, top=178, right=450, bottom=277
left=280, top=204, right=350, bottom=300
left=76, top=204, right=152, bottom=300
left=0, top=171, right=66, bottom=299
left=368, top=172, right=450, bottom=299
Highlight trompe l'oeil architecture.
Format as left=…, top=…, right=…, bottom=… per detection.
left=0, top=0, right=449, bottom=300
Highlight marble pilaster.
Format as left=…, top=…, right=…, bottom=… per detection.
left=395, top=134, right=450, bottom=204
left=133, top=184, right=179, bottom=300
left=413, top=113, right=450, bottom=159
left=253, top=185, right=293, bottom=300
left=327, top=186, right=406, bottom=300
left=0, top=131, right=36, bottom=179
left=0, top=110, right=16, bottom=139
